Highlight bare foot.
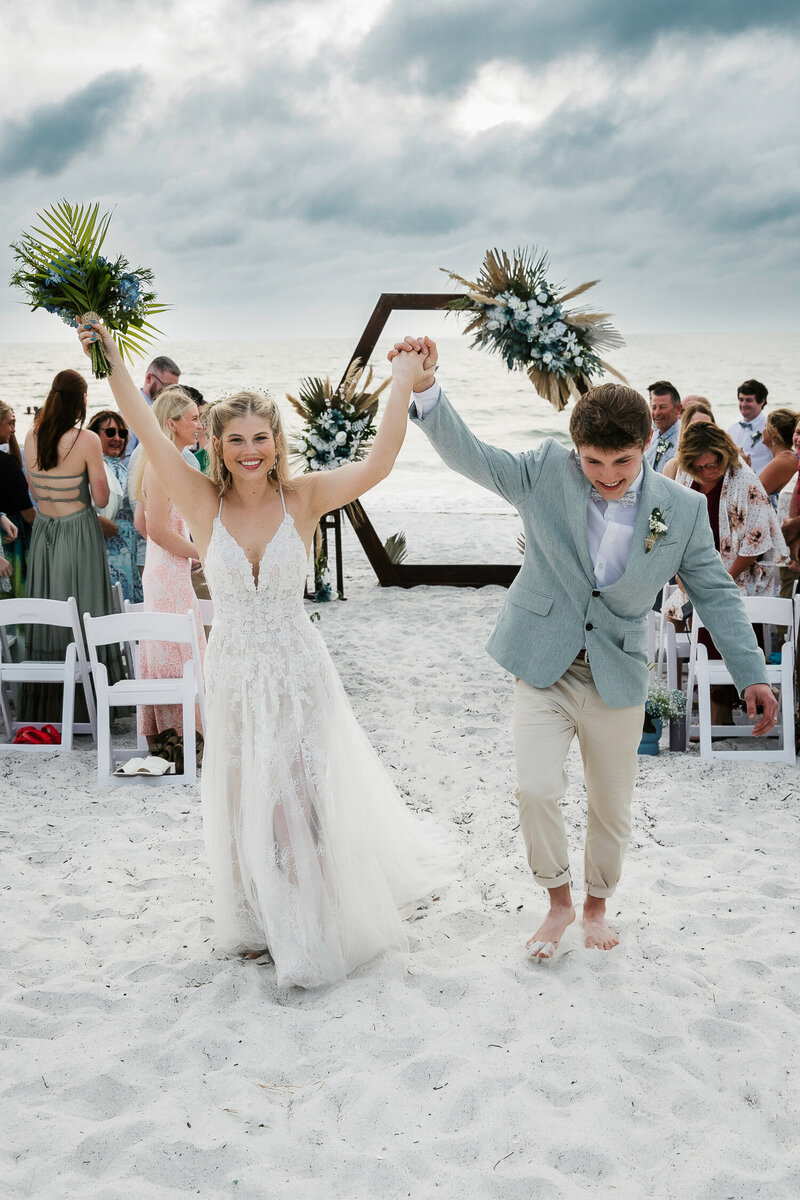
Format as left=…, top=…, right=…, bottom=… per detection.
left=582, top=897, right=619, bottom=951
left=241, top=948, right=272, bottom=962
left=526, top=903, right=576, bottom=961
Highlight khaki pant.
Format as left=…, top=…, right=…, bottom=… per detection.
left=513, top=662, right=644, bottom=899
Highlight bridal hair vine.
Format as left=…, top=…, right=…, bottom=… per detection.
left=644, top=507, right=668, bottom=552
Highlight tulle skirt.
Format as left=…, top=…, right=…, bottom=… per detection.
left=200, top=621, right=456, bottom=989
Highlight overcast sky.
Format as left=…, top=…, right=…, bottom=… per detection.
left=2, top=0, right=799, bottom=343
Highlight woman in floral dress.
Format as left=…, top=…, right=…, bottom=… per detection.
left=87, top=410, right=143, bottom=605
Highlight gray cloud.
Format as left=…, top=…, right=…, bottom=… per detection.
left=0, top=71, right=143, bottom=178
left=360, top=0, right=800, bottom=94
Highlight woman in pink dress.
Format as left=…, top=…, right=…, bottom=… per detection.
left=132, top=388, right=206, bottom=745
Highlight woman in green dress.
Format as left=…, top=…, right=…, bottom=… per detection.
left=20, top=369, right=124, bottom=722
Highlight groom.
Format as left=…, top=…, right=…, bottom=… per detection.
left=390, top=337, right=777, bottom=960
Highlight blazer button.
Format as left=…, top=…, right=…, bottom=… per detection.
left=585, top=622, right=593, bottom=631
left=592, top=590, right=600, bottom=597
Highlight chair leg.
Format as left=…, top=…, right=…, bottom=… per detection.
left=182, top=666, right=196, bottom=785
left=61, top=645, right=77, bottom=751
left=93, top=664, right=113, bottom=785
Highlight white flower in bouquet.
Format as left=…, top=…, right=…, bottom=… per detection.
left=335, top=431, right=347, bottom=444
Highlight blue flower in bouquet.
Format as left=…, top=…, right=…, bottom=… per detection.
left=117, top=275, right=141, bottom=311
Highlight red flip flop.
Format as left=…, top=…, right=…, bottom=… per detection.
left=13, top=726, right=50, bottom=744
left=41, top=724, right=62, bottom=744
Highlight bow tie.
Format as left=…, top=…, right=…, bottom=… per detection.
left=739, top=421, right=752, bottom=429
left=590, top=487, right=638, bottom=508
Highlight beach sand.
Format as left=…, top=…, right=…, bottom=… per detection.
left=2, top=510, right=799, bottom=1199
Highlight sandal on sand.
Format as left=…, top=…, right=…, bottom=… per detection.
left=41, top=724, right=62, bottom=744
left=12, top=725, right=56, bottom=745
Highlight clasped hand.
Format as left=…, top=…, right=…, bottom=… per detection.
left=388, top=336, right=437, bottom=392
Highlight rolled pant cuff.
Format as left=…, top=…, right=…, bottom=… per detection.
left=533, top=868, right=572, bottom=891
left=585, top=882, right=616, bottom=899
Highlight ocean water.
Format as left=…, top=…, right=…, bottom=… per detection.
left=3, top=333, right=798, bottom=513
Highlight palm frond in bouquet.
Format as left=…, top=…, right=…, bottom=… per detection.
left=9, top=200, right=169, bottom=379
left=442, top=246, right=625, bottom=412
left=287, top=360, right=390, bottom=472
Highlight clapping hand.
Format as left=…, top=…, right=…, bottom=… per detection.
left=388, top=336, right=438, bottom=392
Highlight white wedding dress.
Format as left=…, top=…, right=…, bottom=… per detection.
left=201, top=486, right=454, bottom=988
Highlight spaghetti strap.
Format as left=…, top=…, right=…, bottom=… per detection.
left=217, top=494, right=224, bottom=519
left=278, top=482, right=287, bottom=517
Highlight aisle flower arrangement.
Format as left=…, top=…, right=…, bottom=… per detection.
left=442, top=246, right=625, bottom=411
left=9, top=200, right=168, bottom=378
left=644, top=680, right=686, bottom=734
left=287, top=361, right=389, bottom=472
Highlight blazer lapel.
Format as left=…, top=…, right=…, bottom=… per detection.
left=563, top=451, right=596, bottom=584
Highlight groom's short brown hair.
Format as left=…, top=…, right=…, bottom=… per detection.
left=569, top=383, right=651, bottom=451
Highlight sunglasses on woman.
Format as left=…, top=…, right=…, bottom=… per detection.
left=100, top=426, right=126, bottom=438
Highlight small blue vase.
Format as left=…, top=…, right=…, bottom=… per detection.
left=638, top=717, right=662, bottom=756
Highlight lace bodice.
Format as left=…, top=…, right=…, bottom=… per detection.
left=203, top=506, right=310, bottom=635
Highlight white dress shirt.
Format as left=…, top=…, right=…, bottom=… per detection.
left=586, top=469, right=644, bottom=586
left=727, top=411, right=771, bottom=474
left=413, top=380, right=644, bottom=587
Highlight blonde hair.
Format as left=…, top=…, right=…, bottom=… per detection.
left=131, top=385, right=196, bottom=501
left=206, top=391, right=291, bottom=495
left=0, top=402, right=22, bottom=466
left=677, top=422, right=742, bottom=481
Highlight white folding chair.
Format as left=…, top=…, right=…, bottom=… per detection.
left=686, top=596, right=795, bottom=763
left=197, top=598, right=214, bottom=627
left=0, top=597, right=97, bottom=751
left=656, top=585, right=691, bottom=689
left=84, top=608, right=206, bottom=786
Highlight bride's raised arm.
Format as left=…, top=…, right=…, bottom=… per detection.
left=297, top=340, right=435, bottom=519
left=77, top=321, right=217, bottom=526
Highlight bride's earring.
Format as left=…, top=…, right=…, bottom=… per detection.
left=269, top=451, right=280, bottom=479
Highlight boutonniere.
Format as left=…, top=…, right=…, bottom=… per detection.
left=645, top=506, right=668, bottom=552
left=751, top=430, right=762, bottom=444
left=653, top=436, right=672, bottom=466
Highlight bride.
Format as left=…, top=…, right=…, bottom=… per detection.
left=79, top=322, right=454, bottom=988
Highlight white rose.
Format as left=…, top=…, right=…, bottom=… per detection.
left=305, top=448, right=315, bottom=458
left=536, top=291, right=548, bottom=303
left=542, top=351, right=553, bottom=364
left=310, top=459, right=321, bottom=470
left=551, top=321, right=567, bottom=338
left=335, top=431, right=347, bottom=444
left=574, top=356, right=583, bottom=367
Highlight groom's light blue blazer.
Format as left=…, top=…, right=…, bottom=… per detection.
left=411, top=392, right=768, bottom=708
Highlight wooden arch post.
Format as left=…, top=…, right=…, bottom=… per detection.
left=336, top=293, right=521, bottom=589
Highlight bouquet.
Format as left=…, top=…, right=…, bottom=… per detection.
left=9, top=200, right=169, bottom=379
left=287, top=361, right=389, bottom=472
left=442, top=246, right=625, bottom=411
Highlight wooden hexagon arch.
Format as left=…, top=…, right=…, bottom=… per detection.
left=335, top=292, right=520, bottom=589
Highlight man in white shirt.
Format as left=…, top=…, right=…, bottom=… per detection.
left=643, top=380, right=682, bottom=473
left=398, top=336, right=777, bottom=963
left=122, top=355, right=181, bottom=467
left=727, top=379, right=771, bottom=474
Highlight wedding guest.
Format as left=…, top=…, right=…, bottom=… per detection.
left=727, top=379, right=771, bottom=474
left=87, top=410, right=143, bottom=604
left=0, top=407, right=35, bottom=596
left=122, top=355, right=181, bottom=467
left=779, top=417, right=800, bottom=574
left=132, top=387, right=206, bottom=746
left=662, top=400, right=716, bottom=480
left=644, top=381, right=682, bottom=473
left=668, top=422, right=787, bottom=722
left=758, top=408, right=799, bottom=509
left=20, top=369, right=124, bottom=720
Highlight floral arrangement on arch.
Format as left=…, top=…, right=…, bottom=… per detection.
left=442, top=246, right=625, bottom=412
left=287, top=361, right=390, bottom=472
left=9, top=200, right=168, bottom=379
